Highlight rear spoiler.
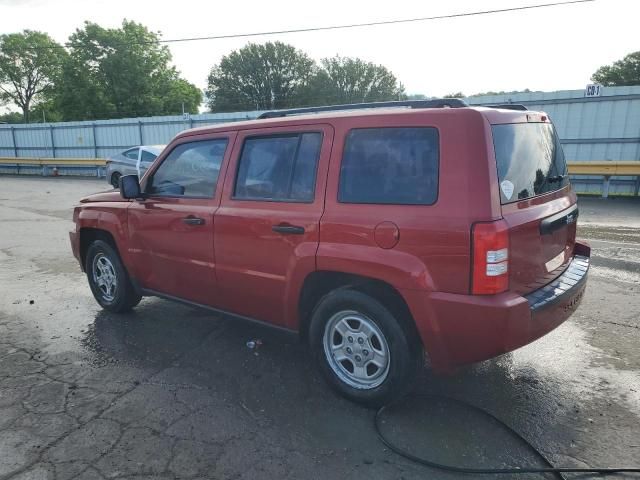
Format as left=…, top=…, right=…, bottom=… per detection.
left=485, top=104, right=528, bottom=111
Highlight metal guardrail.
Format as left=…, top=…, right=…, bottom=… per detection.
left=567, top=161, right=640, bottom=198
left=0, top=157, right=106, bottom=166
left=0, top=157, right=638, bottom=197
left=0, top=156, right=106, bottom=178
left=568, top=161, right=640, bottom=176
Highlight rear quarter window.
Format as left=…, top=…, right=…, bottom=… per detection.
left=338, top=127, right=439, bottom=205
left=123, top=148, right=139, bottom=161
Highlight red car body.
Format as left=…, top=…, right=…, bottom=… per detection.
left=70, top=106, right=589, bottom=372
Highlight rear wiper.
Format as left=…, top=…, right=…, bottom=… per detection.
left=548, top=174, right=567, bottom=183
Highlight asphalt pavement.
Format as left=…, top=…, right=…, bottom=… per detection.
left=0, top=176, right=638, bottom=480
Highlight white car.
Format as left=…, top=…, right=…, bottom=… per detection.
left=105, top=145, right=165, bottom=188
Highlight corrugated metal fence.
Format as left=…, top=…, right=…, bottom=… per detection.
left=1, top=86, right=639, bottom=193
left=0, top=111, right=261, bottom=160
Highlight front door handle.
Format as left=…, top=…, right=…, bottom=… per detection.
left=182, top=216, right=205, bottom=226
left=272, top=224, right=305, bottom=235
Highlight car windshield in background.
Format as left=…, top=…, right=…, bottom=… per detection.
left=492, top=123, right=569, bottom=204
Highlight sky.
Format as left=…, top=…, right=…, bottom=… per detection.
left=0, top=0, right=638, bottom=103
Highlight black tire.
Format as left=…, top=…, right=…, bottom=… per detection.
left=110, top=172, right=121, bottom=188
left=309, top=289, right=421, bottom=407
left=85, top=240, right=141, bottom=313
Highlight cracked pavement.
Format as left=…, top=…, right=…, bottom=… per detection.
left=0, top=177, right=639, bottom=479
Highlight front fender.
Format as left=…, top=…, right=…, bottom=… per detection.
left=77, top=203, right=131, bottom=266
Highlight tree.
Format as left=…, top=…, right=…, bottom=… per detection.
left=444, top=92, right=465, bottom=98
left=471, top=88, right=532, bottom=96
left=206, top=42, right=316, bottom=112
left=0, top=111, right=24, bottom=123
left=57, top=20, right=201, bottom=120
left=160, top=78, right=203, bottom=115
left=311, top=56, right=405, bottom=105
left=0, top=30, right=66, bottom=122
left=591, top=51, right=640, bottom=86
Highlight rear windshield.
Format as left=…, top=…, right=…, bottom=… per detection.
left=492, top=123, right=569, bottom=204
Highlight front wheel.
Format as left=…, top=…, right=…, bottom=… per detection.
left=309, top=289, right=421, bottom=407
left=85, top=240, right=141, bottom=313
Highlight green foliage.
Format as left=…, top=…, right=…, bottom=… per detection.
left=206, top=44, right=406, bottom=112
left=591, top=51, right=640, bottom=86
left=160, top=78, right=203, bottom=115
left=206, top=42, right=316, bottom=112
left=311, top=56, right=405, bottom=105
left=0, top=30, right=66, bottom=122
left=444, top=92, right=465, bottom=98
left=0, top=101, right=63, bottom=124
left=471, top=88, right=532, bottom=96
left=57, top=20, right=201, bottom=120
left=0, top=111, right=23, bottom=123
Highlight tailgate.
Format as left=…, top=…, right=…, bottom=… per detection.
left=491, top=118, right=577, bottom=295
left=502, top=195, right=577, bottom=294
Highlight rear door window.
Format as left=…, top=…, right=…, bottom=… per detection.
left=339, top=127, right=439, bottom=205
left=234, top=132, right=322, bottom=202
left=492, top=123, right=568, bottom=204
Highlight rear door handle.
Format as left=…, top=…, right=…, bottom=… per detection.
left=272, top=224, right=305, bottom=235
left=182, top=216, right=205, bottom=226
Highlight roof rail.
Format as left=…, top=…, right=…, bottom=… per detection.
left=257, top=98, right=469, bottom=119
left=484, top=104, right=528, bottom=111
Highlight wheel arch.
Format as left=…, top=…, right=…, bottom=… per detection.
left=79, top=228, right=119, bottom=272
left=298, top=271, right=422, bottom=350
left=110, top=170, right=122, bottom=186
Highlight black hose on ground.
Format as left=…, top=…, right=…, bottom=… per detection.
left=375, top=394, right=640, bottom=479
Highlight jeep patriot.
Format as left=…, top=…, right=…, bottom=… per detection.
left=70, top=99, right=590, bottom=406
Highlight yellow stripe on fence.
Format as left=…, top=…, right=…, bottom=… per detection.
left=567, top=161, right=640, bottom=176
left=0, top=157, right=106, bottom=166
left=1, top=158, right=638, bottom=175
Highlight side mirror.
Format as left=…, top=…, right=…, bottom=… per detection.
left=119, top=175, right=142, bottom=199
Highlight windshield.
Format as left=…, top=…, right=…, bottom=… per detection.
left=492, top=122, right=569, bottom=204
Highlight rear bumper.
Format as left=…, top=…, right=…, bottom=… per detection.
left=403, top=243, right=590, bottom=372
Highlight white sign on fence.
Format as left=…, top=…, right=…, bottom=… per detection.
left=585, top=84, right=603, bottom=97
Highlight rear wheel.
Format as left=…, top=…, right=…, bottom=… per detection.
left=86, top=240, right=141, bottom=313
left=309, top=289, right=420, bottom=407
left=110, top=172, right=121, bottom=188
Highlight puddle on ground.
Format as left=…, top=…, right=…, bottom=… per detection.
left=578, top=225, right=640, bottom=243
left=590, top=265, right=640, bottom=283
left=511, top=321, right=640, bottom=417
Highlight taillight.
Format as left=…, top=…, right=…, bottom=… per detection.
left=472, top=220, right=509, bottom=295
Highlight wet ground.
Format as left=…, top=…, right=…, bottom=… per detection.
left=0, top=176, right=638, bottom=480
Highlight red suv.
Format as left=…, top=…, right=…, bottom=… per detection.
left=70, top=99, right=590, bottom=406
